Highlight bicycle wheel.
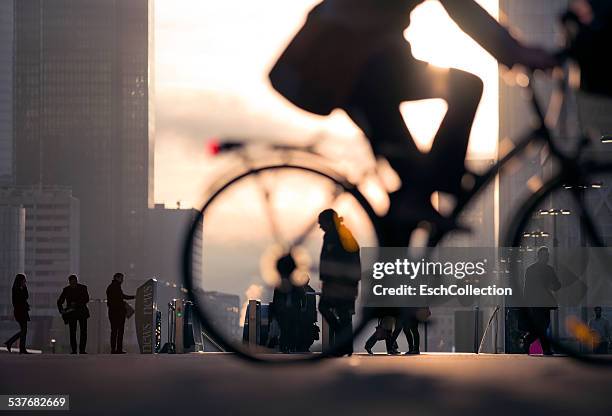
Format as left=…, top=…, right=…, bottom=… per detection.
left=505, top=161, right=612, bottom=365
left=183, top=163, right=381, bottom=363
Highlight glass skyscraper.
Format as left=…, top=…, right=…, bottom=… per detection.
left=14, top=0, right=155, bottom=294
left=0, top=0, right=14, bottom=185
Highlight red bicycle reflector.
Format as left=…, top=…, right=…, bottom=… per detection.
left=207, top=139, right=221, bottom=155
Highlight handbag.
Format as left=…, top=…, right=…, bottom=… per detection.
left=312, top=323, right=320, bottom=341
left=124, top=301, right=135, bottom=319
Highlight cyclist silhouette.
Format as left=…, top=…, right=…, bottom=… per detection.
left=270, top=0, right=557, bottom=245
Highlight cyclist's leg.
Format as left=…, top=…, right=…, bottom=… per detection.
left=344, top=47, right=429, bottom=196
left=345, top=41, right=483, bottom=196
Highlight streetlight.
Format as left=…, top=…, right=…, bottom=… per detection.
left=563, top=183, right=603, bottom=190
left=537, top=209, right=571, bottom=249
left=562, top=182, right=605, bottom=343
left=600, top=135, right=612, bottom=144
left=562, top=182, right=604, bottom=247
left=537, top=208, right=573, bottom=341
left=523, top=230, right=550, bottom=248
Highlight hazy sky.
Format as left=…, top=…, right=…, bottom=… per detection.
left=154, top=0, right=499, bottom=208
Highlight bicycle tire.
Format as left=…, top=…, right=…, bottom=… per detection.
left=505, top=160, right=612, bottom=366
left=183, top=163, right=382, bottom=364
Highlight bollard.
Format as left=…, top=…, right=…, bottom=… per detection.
left=474, top=306, right=480, bottom=354
left=321, top=317, right=331, bottom=353
left=248, top=300, right=258, bottom=350
left=176, top=300, right=184, bottom=354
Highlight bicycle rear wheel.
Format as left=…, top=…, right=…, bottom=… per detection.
left=505, top=161, right=612, bottom=365
left=183, top=163, right=381, bottom=363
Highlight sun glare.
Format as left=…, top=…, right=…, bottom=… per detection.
left=404, top=0, right=499, bottom=159
left=155, top=0, right=500, bottom=207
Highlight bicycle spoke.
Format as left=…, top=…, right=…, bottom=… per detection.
left=251, top=171, right=286, bottom=247
left=185, top=163, right=378, bottom=363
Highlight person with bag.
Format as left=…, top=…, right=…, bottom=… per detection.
left=317, top=209, right=361, bottom=357
left=297, top=278, right=319, bottom=352
left=57, top=274, right=90, bottom=354
left=106, top=272, right=135, bottom=354
left=3, top=274, right=31, bottom=354
left=521, top=247, right=560, bottom=356
left=364, top=316, right=400, bottom=355
left=390, top=307, right=431, bottom=355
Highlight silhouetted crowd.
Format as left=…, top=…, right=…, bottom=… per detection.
left=4, top=272, right=134, bottom=354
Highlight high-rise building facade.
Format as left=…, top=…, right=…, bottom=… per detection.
left=498, top=0, right=570, bottom=234
left=0, top=204, right=25, bottom=317
left=0, top=186, right=79, bottom=349
left=0, top=205, right=25, bottom=348
left=0, top=0, right=14, bottom=185
left=14, top=0, right=154, bottom=294
left=144, top=204, right=202, bottom=287
left=0, top=187, right=79, bottom=313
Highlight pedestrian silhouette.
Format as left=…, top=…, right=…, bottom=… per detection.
left=317, top=209, right=361, bottom=356
left=521, top=247, right=561, bottom=355
left=364, top=316, right=400, bottom=355
left=390, top=308, right=429, bottom=355
left=3, top=274, right=30, bottom=354
left=297, top=278, right=319, bottom=352
left=270, top=0, right=555, bottom=245
left=57, top=274, right=90, bottom=354
left=272, top=254, right=301, bottom=353
left=106, top=272, right=135, bottom=354
left=588, top=306, right=610, bottom=354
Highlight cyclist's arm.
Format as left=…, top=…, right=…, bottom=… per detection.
left=439, top=0, right=522, bottom=67
left=585, top=0, right=612, bottom=28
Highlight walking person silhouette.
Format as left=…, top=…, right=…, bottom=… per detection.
left=318, top=209, right=361, bottom=356
left=3, top=274, right=30, bottom=354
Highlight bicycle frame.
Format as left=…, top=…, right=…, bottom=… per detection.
left=445, top=69, right=599, bottom=246
left=183, top=67, right=611, bottom=364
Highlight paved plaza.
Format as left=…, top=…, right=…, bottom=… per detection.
left=1, top=352, right=611, bottom=415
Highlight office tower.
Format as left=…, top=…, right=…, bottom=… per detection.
left=14, top=0, right=155, bottom=294
left=144, top=203, right=202, bottom=286
left=0, top=0, right=14, bottom=185
left=0, top=186, right=79, bottom=349
left=498, top=0, right=570, bottom=353
left=0, top=205, right=25, bottom=317
left=0, top=204, right=25, bottom=347
left=498, top=0, right=569, bottom=233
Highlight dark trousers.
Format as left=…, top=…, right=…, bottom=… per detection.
left=364, top=329, right=398, bottom=353
left=319, top=298, right=354, bottom=356
left=68, top=318, right=88, bottom=353
left=522, top=308, right=552, bottom=354
left=344, top=43, right=483, bottom=246
left=5, top=319, right=28, bottom=352
left=109, top=313, right=126, bottom=353
left=594, top=341, right=609, bottom=354
left=344, top=42, right=483, bottom=197
left=391, top=310, right=420, bottom=352
left=278, top=308, right=300, bottom=353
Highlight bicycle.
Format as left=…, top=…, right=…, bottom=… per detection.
left=182, top=64, right=612, bottom=365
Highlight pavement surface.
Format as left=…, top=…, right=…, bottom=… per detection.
left=1, top=352, right=612, bottom=415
